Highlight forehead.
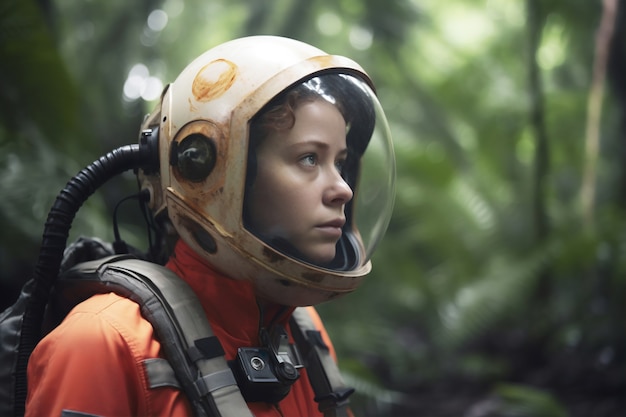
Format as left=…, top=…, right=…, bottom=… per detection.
left=269, top=100, right=347, bottom=146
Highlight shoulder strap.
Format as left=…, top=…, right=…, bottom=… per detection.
left=56, top=256, right=253, bottom=417
left=290, top=308, right=355, bottom=417
left=0, top=279, right=37, bottom=417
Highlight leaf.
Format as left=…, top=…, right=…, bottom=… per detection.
left=0, top=0, right=78, bottom=144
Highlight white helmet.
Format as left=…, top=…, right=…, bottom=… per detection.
left=139, top=36, right=395, bottom=306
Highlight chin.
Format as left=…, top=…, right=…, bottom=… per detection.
left=305, top=249, right=336, bottom=266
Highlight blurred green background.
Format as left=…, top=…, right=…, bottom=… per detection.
left=1, top=0, right=624, bottom=416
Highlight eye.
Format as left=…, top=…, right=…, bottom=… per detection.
left=300, top=154, right=317, bottom=166
left=335, top=158, right=347, bottom=173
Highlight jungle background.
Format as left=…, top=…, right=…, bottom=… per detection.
left=1, top=0, right=624, bottom=416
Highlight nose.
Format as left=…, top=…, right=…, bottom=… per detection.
left=324, top=171, right=353, bottom=206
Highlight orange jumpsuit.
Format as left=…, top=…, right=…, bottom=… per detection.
left=25, top=240, right=335, bottom=416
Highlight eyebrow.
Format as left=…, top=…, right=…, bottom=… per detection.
left=288, top=140, right=348, bottom=155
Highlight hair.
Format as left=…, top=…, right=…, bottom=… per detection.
left=249, top=84, right=348, bottom=153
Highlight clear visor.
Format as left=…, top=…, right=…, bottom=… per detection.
left=243, top=73, right=395, bottom=271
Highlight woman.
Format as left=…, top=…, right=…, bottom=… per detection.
left=25, top=36, right=395, bottom=416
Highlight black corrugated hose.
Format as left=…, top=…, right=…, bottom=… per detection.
left=14, top=138, right=157, bottom=416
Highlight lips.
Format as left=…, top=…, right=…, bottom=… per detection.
left=318, top=218, right=346, bottom=229
left=315, top=218, right=346, bottom=240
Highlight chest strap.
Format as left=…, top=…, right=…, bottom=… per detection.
left=290, top=308, right=355, bottom=417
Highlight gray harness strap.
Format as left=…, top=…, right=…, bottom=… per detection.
left=291, top=308, right=355, bottom=417
left=144, top=358, right=180, bottom=389
left=58, top=256, right=253, bottom=417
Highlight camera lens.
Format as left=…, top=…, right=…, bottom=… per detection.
left=277, top=362, right=298, bottom=381
left=250, top=356, right=265, bottom=371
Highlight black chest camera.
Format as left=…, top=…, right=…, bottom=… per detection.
left=229, top=324, right=303, bottom=403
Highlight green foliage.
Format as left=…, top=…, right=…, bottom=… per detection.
left=493, top=383, right=569, bottom=417
left=0, top=0, right=78, bottom=145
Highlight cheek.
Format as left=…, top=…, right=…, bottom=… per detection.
left=249, top=170, right=287, bottom=222
left=255, top=161, right=301, bottom=199
left=253, top=166, right=282, bottom=199
left=253, top=171, right=310, bottom=221
left=260, top=178, right=301, bottom=212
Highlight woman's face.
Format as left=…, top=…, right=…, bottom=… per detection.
left=246, top=99, right=353, bottom=264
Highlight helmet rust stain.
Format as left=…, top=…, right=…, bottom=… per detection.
left=188, top=97, right=198, bottom=113
left=263, top=246, right=284, bottom=263
left=302, top=272, right=325, bottom=283
left=310, top=55, right=336, bottom=67
left=192, top=59, right=237, bottom=102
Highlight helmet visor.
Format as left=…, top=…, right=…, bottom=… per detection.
left=243, top=73, right=395, bottom=271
